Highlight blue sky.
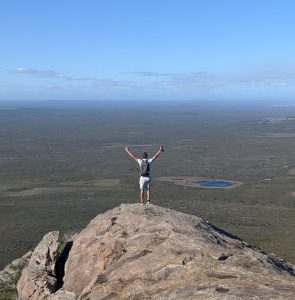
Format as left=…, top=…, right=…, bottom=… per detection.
left=1, top=0, right=295, bottom=101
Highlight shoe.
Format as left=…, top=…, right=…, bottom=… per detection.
left=147, top=201, right=151, bottom=204
left=141, top=202, right=145, bottom=205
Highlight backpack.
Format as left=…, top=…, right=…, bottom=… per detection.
left=140, top=159, right=150, bottom=177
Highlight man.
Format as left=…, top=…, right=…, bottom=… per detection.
left=125, top=145, right=164, bottom=205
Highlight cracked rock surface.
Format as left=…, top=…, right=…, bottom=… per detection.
left=18, top=204, right=295, bottom=299
left=17, top=231, right=60, bottom=300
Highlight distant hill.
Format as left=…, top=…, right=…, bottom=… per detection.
left=9, top=203, right=295, bottom=299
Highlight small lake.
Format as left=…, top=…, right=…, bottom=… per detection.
left=191, top=180, right=237, bottom=188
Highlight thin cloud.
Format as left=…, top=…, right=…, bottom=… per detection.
left=10, top=67, right=295, bottom=94
left=125, top=71, right=208, bottom=77
left=12, top=68, right=97, bottom=81
left=89, top=78, right=136, bottom=89
left=232, top=72, right=295, bottom=88
left=124, top=71, right=219, bottom=90
left=14, top=68, right=63, bottom=78
left=128, top=69, right=295, bottom=88
left=125, top=71, right=176, bottom=77
left=11, top=67, right=147, bottom=90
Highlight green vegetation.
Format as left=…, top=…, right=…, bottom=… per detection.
left=1, top=101, right=295, bottom=269
left=0, top=283, right=16, bottom=300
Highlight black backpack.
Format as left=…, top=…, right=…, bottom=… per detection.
left=140, top=160, right=150, bottom=177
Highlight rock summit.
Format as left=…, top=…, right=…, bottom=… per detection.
left=17, top=203, right=295, bottom=299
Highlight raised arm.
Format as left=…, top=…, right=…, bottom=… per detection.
left=125, top=146, right=138, bottom=161
left=151, top=145, right=164, bottom=161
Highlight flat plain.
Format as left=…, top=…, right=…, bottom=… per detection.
left=1, top=100, right=295, bottom=268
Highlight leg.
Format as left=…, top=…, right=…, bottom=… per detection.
left=147, top=189, right=151, bottom=203
left=139, top=176, right=145, bottom=204
left=140, top=189, right=144, bottom=204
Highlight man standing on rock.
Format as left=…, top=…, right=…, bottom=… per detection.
left=125, top=145, right=164, bottom=205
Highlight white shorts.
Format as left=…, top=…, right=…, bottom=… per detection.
left=139, top=176, right=151, bottom=190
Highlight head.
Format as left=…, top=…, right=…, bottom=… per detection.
left=142, top=151, right=148, bottom=159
